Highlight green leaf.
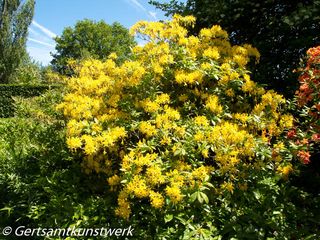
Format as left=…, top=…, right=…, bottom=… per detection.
left=164, top=214, right=173, bottom=223
left=197, top=192, right=203, bottom=204
left=200, top=192, right=209, bottom=204
left=190, top=192, right=198, bottom=202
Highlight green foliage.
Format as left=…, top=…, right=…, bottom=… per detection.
left=0, top=0, right=35, bottom=83
left=51, top=19, right=136, bottom=75
left=129, top=169, right=320, bottom=239
left=0, top=89, right=128, bottom=239
left=0, top=84, right=59, bottom=118
left=149, top=0, right=320, bottom=97
left=9, top=55, right=43, bottom=85
left=0, top=90, right=72, bottom=227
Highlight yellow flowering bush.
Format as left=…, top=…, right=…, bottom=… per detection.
left=57, top=15, right=294, bottom=220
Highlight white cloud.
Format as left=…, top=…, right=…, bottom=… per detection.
left=126, top=0, right=157, bottom=20
left=32, top=20, right=57, bottom=39
left=28, top=37, right=55, bottom=48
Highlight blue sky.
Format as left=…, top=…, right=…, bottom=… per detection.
left=27, top=0, right=169, bottom=65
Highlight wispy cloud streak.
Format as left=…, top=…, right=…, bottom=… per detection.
left=127, top=0, right=157, bottom=20
left=28, top=37, right=55, bottom=48
left=27, top=21, right=57, bottom=65
left=32, top=20, right=57, bottom=39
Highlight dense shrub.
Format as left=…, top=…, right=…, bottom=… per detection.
left=0, top=84, right=59, bottom=118
left=0, top=89, right=139, bottom=240
left=295, top=46, right=320, bottom=153
left=285, top=46, right=320, bottom=196
left=0, top=90, right=66, bottom=224
left=9, top=57, right=43, bottom=85
left=54, top=15, right=320, bottom=238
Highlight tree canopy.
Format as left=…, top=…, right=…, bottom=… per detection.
left=149, top=0, right=320, bottom=96
left=51, top=19, right=136, bottom=75
left=0, top=0, right=35, bottom=83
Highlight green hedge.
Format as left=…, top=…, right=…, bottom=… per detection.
left=0, top=84, right=60, bottom=118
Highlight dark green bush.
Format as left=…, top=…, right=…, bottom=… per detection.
left=0, top=90, right=127, bottom=240
left=0, top=84, right=60, bottom=118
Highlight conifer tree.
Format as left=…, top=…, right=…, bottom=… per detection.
left=0, top=0, right=35, bottom=83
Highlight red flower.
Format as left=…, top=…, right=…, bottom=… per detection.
left=311, top=133, right=320, bottom=142
left=287, top=129, right=296, bottom=139
left=307, top=46, right=320, bottom=57
left=300, top=83, right=310, bottom=91
left=297, top=150, right=311, bottom=164
left=298, top=73, right=310, bottom=83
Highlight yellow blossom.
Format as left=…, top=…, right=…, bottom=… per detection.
left=277, top=165, right=293, bottom=178
left=146, top=165, right=165, bottom=185
left=142, top=99, right=160, bottom=113
left=126, top=176, right=149, bottom=198
left=194, top=131, right=205, bottom=142
left=82, top=135, right=97, bottom=155
left=149, top=191, right=165, bottom=208
left=206, top=95, right=223, bottom=114
left=155, top=93, right=170, bottom=104
left=139, top=121, right=157, bottom=137
left=194, top=116, right=209, bottom=126
left=108, top=175, right=121, bottom=186
left=66, top=137, right=82, bottom=150
left=203, top=47, right=220, bottom=60
left=160, top=135, right=172, bottom=145
left=165, top=185, right=183, bottom=203
left=221, top=181, right=234, bottom=193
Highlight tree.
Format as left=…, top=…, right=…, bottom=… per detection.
left=149, top=0, right=320, bottom=96
left=51, top=19, right=136, bottom=75
left=0, top=0, right=35, bottom=84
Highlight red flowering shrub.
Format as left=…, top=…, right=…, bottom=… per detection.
left=296, top=46, right=320, bottom=109
left=293, top=46, right=320, bottom=164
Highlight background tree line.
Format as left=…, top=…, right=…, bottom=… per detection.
left=0, top=0, right=135, bottom=84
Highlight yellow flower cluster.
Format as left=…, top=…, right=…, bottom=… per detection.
left=58, top=15, right=293, bottom=219
left=139, top=121, right=157, bottom=137
left=251, top=90, right=290, bottom=137
left=207, top=122, right=255, bottom=170
left=206, top=95, right=223, bottom=114
left=277, top=165, right=293, bottom=179
left=194, top=116, right=209, bottom=126
left=175, top=70, right=204, bottom=85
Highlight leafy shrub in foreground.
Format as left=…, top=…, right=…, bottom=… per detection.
left=0, top=84, right=59, bottom=118
left=55, top=15, right=313, bottom=238
left=0, top=91, right=118, bottom=239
